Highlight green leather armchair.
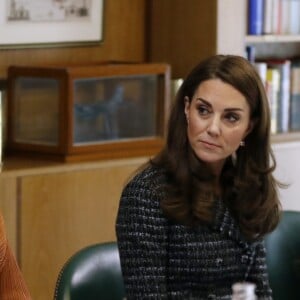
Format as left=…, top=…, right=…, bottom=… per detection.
left=54, top=241, right=126, bottom=300
left=265, top=210, right=300, bottom=300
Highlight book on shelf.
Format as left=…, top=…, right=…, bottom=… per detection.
left=248, top=0, right=300, bottom=35
left=279, top=0, right=290, bottom=34
left=253, top=59, right=290, bottom=134
left=266, top=59, right=291, bottom=133
left=263, top=0, right=273, bottom=34
left=277, top=0, right=300, bottom=35
left=288, top=0, right=300, bottom=35
left=246, top=45, right=256, bottom=63
left=248, top=0, right=264, bottom=35
left=271, top=0, right=280, bottom=34
left=266, top=67, right=280, bottom=134
left=290, top=60, right=300, bottom=131
left=254, top=61, right=267, bottom=85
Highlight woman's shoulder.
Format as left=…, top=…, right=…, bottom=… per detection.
left=120, top=164, right=167, bottom=206
left=127, top=164, right=167, bottom=188
left=117, top=165, right=168, bottom=223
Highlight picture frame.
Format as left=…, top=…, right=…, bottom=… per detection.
left=0, top=0, right=104, bottom=49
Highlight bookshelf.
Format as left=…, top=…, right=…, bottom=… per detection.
left=235, top=0, right=300, bottom=212
left=245, top=0, right=300, bottom=136
left=244, top=0, right=300, bottom=212
left=232, top=0, right=300, bottom=212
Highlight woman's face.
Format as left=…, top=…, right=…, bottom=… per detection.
left=184, top=78, right=253, bottom=175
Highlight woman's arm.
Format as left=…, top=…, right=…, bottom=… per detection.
left=116, top=170, right=169, bottom=299
left=0, top=214, right=31, bottom=299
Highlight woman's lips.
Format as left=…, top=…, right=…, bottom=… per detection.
left=200, top=140, right=222, bottom=149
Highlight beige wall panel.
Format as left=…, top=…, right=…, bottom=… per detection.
left=20, top=160, right=143, bottom=300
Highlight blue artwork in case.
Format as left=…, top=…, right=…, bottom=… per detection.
left=73, top=75, right=157, bottom=145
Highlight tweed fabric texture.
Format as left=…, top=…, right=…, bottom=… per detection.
left=116, top=166, right=272, bottom=299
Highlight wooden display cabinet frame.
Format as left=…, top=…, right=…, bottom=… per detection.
left=6, top=63, right=171, bottom=162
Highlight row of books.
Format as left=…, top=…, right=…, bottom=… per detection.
left=253, top=58, right=300, bottom=134
left=248, top=0, right=300, bottom=35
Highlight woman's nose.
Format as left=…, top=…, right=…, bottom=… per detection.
left=207, top=116, right=221, bottom=137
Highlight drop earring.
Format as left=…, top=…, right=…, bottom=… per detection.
left=232, top=141, right=245, bottom=166
left=231, top=151, right=237, bottom=166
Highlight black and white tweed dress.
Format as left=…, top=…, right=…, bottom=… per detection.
left=116, top=166, right=272, bottom=300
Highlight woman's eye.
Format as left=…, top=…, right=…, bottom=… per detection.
left=225, top=113, right=240, bottom=123
left=198, top=105, right=210, bottom=115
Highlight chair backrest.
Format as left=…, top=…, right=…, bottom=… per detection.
left=54, top=241, right=126, bottom=300
left=265, top=210, right=300, bottom=300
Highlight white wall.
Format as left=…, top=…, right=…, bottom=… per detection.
left=272, top=141, right=300, bottom=211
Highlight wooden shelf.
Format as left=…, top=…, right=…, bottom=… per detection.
left=272, top=131, right=300, bottom=144
left=246, top=34, right=300, bottom=44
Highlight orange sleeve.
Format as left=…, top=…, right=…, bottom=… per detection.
left=0, top=214, right=31, bottom=300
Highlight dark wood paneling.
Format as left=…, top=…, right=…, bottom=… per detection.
left=146, top=0, right=217, bottom=79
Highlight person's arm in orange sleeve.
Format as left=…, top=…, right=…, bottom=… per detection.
left=0, top=213, right=31, bottom=299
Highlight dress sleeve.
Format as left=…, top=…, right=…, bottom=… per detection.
left=116, top=172, right=169, bottom=299
left=248, top=240, right=273, bottom=300
left=0, top=214, right=32, bottom=299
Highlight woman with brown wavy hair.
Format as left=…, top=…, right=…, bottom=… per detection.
left=116, top=54, right=282, bottom=299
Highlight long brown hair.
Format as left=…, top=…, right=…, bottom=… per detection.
left=151, top=54, right=282, bottom=240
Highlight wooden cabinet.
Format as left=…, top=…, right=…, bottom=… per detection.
left=0, top=156, right=148, bottom=300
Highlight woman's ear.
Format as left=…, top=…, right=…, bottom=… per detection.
left=184, top=96, right=190, bottom=117
left=244, top=119, right=256, bottom=138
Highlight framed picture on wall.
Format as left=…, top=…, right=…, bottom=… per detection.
left=0, top=0, right=104, bottom=49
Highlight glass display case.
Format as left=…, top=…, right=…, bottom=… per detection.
left=6, top=63, right=171, bottom=161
